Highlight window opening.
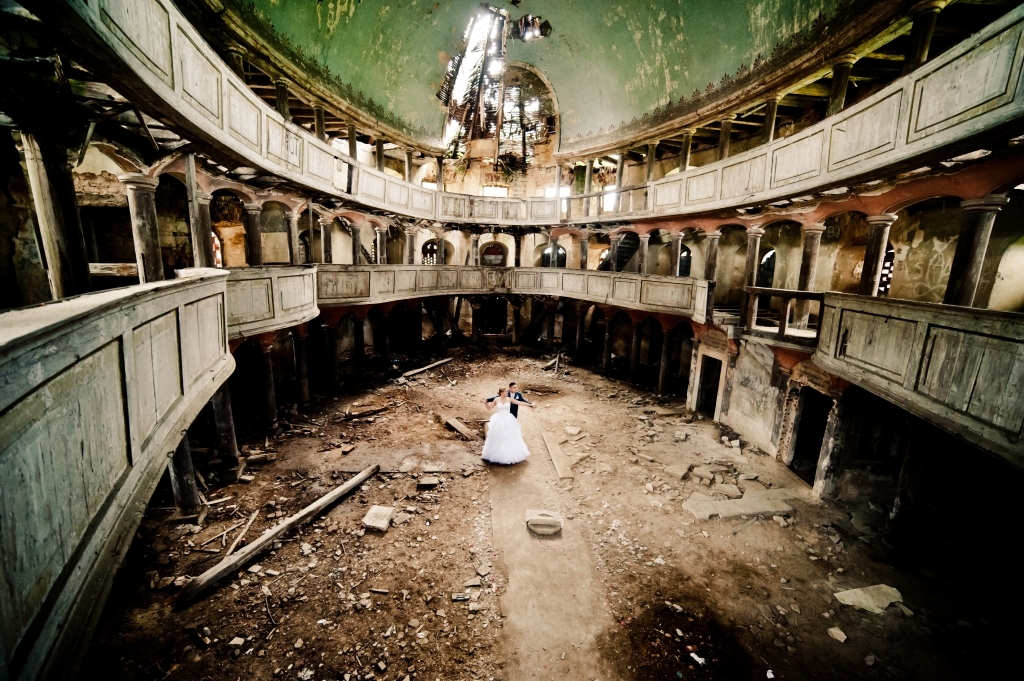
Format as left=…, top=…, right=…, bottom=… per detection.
left=878, top=243, right=896, bottom=296
left=679, top=245, right=692, bottom=277
left=482, top=186, right=509, bottom=197
left=421, top=181, right=437, bottom=190
left=482, top=243, right=506, bottom=266
left=422, top=240, right=438, bottom=265
left=541, top=244, right=567, bottom=268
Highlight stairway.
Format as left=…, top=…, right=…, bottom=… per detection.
left=597, top=232, right=640, bottom=271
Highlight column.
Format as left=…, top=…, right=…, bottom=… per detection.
left=350, top=222, right=362, bottom=264
left=288, top=212, right=301, bottom=264
left=118, top=173, right=164, bottom=283
left=406, top=299, right=423, bottom=354
left=826, top=56, right=857, bottom=117
left=545, top=298, right=557, bottom=351
left=944, top=195, right=1010, bottom=307
left=210, top=384, right=242, bottom=479
left=637, top=233, right=651, bottom=276
left=351, top=312, right=367, bottom=360
left=404, top=151, right=413, bottom=182
left=319, top=218, right=332, bottom=264
left=583, top=159, right=594, bottom=217
left=375, top=139, right=385, bottom=172
left=858, top=214, right=898, bottom=296
left=578, top=230, right=590, bottom=270
left=739, top=226, right=765, bottom=324
left=609, top=234, right=622, bottom=272
left=718, top=115, right=735, bottom=160
left=704, top=230, right=722, bottom=313
left=313, top=103, right=326, bottom=141
left=323, top=323, right=340, bottom=388
left=225, top=46, right=246, bottom=78
left=375, top=226, right=387, bottom=264
left=347, top=123, right=358, bottom=159
left=794, top=223, right=826, bottom=328
left=274, top=78, right=291, bottom=120
left=256, top=332, right=279, bottom=432
left=669, top=233, right=684, bottom=276
left=514, top=234, right=524, bottom=267
left=904, top=1, right=948, bottom=75
left=657, top=321, right=673, bottom=395
left=602, top=311, right=615, bottom=374
left=554, top=164, right=562, bottom=221
left=195, top=193, right=216, bottom=268
left=645, top=142, right=658, bottom=183
left=761, top=97, right=780, bottom=144
left=548, top=234, right=559, bottom=268
left=243, top=203, right=263, bottom=267
left=629, top=319, right=642, bottom=382
left=510, top=299, right=522, bottom=344
left=614, top=153, right=625, bottom=212
left=292, top=323, right=310, bottom=408
left=471, top=300, right=483, bottom=344
left=574, top=302, right=589, bottom=356
left=436, top=157, right=445, bottom=191
left=405, top=228, right=418, bottom=264
left=678, top=129, right=694, bottom=172
left=168, top=436, right=202, bottom=516
left=437, top=232, right=447, bottom=266
left=468, top=234, right=480, bottom=266
left=375, top=309, right=391, bottom=360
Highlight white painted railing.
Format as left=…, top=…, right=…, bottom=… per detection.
left=0, top=269, right=233, bottom=681
left=225, top=265, right=319, bottom=340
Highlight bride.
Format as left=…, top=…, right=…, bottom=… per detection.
left=480, top=387, right=535, bottom=465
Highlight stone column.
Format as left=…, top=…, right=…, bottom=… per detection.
left=510, top=299, right=522, bottom=344
left=826, top=55, right=857, bottom=117
left=718, top=115, right=735, bottom=160
left=288, top=212, right=301, bottom=264
left=350, top=222, right=362, bottom=264
left=406, top=299, right=423, bottom=354
left=614, top=153, right=625, bottom=212
left=313, top=103, right=326, bottom=141
left=669, top=232, right=684, bottom=276
left=575, top=301, right=589, bottom=356
left=645, top=142, right=658, bottom=183
left=405, top=228, right=418, bottom=264
left=578, top=230, right=590, bottom=270
left=292, top=323, right=310, bottom=408
left=437, top=232, right=447, bottom=266
left=858, top=214, right=898, bottom=296
left=274, top=78, right=291, bottom=120
left=319, top=218, right=332, bottom=264
left=375, top=309, right=391, bottom=360
left=609, top=235, right=622, bottom=272
left=678, top=129, right=694, bottom=172
left=225, top=46, right=246, bottom=78
left=351, top=312, right=367, bottom=360
left=739, top=226, right=765, bottom=324
left=436, top=157, right=445, bottom=191
left=257, top=332, right=279, bottom=432
left=169, top=436, right=202, bottom=515
left=629, top=319, right=643, bottom=382
left=404, top=150, right=414, bottom=182
left=195, top=193, right=216, bottom=268
left=470, top=234, right=480, bottom=266
left=794, top=223, right=826, bottom=328
left=375, top=139, right=385, bottom=172
left=545, top=298, right=558, bottom=351
left=514, top=234, right=524, bottom=268
left=375, top=226, right=387, bottom=264
left=323, top=323, right=340, bottom=388
left=904, top=1, right=948, bottom=75
left=761, top=97, right=780, bottom=144
left=548, top=234, right=559, bottom=268
left=657, top=321, right=674, bottom=395
left=602, top=312, right=615, bottom=374
left=704, top=230, right=722, bottom=313
left=243, top=203, right=263, bottom=267
left=347, top=123, right=358, bottom=159
left=471, top=300, right=483, bottom=344
left=210, top=384, right=242, bottom=479
left=119, top=173, right=164, bottom=283
left=944, top=195, right=1010, bottom=307
left=583, top=159, right=594, bottom=217
left=637, top=233, right=651, bottom=275
left=554, top=164, right=562, bottom=221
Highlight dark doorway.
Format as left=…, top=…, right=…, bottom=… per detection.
left=756, top=248, right=776, bottom=308
left=695, top=355, right=722, bottom=416
left=540, top=243, right=567, bottom=267
left=790, top=387, right=833, bottom=484
left=479, top=297, right=508, bottom=334
left=678, top=245, right=692, bottom=277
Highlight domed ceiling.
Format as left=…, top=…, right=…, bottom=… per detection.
left=216, top=0, right=860, bottom=150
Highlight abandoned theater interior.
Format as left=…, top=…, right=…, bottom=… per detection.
left=3, top=0, right=1024, bottom=679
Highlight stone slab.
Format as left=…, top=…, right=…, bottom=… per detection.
left=541, top=432, right=574, bottom=480
left=362, top=505, right=396, bottom=532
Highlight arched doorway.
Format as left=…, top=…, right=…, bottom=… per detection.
left=540, top=243, right=567, bottom=267
left=154, top=175, right=193, bottom=278
left=678, top=245, right=692, bottom=277
left=422, top=238, right=454, bottom=265
left=481, top=242, right=507, bottom=266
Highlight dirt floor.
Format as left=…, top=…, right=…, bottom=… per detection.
left=86, top=348, right=988, bottom=681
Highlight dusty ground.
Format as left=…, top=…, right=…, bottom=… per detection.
left=88, top=349, right=983, bottom=680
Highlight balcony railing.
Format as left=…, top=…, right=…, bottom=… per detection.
left=743, top=286, right=826, bottom=345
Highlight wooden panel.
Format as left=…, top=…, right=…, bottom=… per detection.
left=439, top=269, right=458, bottom=288
left=516, top=271, right=538, bottom=289
left=539, top=272, right=558, bottom=289
left=771, top=131, right=824, bottom=187
left=612, top=279, right=638, bottom=302
left=588, top=275, right=611, bottom=298
left=562, top=272, right=585, bottom=293
left=641, top=280, right=692, bottom=308
left=441, top=196, right=467, bottom=218
left=228, top=84, right=261, bottom=150
left=654, top=180, right=682, bottom=207
left=374, top=269, right=396, bottom=295
left=828, top=91, right=902, bottom=170
left=279, top=273, right=313, bottom=311
left=836, top=309, right=915, bottom=380
left=502, top=202, right=521, bottom=220
left=410, top=188, right=434, bottom=213
left=396, top=269, right=417, bottom=292
left=318, top=270, right=369, bottom=298
left=460, top=269, right=483, bottom=289
left=416, top=269, right=439, bottom=290
left=267, top=119, right=302, bottom=169
left=720, top=155, right=766, bottom=199
left=99, top=0, right=172, bottom=83
left=308, top=146, right=334, bottom=182
left=909, top=20, right=1024, bottom=141
left=181, top=294, right=224, bottom=388
left=0, top=342, right=128, bottom=657
left=685, top=170, right=717, bottom=204
left=176, top=28, right=221, bottom=123
left=387, top=181, right=409, bottom=207
left=227, top=277, right=273, bottom=324
left=133, top=311, right=182, bottom=443
left=531, top=200, right=556, bottom=220
left=472, top=200, right=497, bottom=219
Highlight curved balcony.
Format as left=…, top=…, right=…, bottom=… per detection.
left=0, top=270, right=233, bottom=681
left=225, top=265, right=319, bottom=341
left=34, top=0, right=1024, bottom=228
left=316, top=265, right=710, bottom=322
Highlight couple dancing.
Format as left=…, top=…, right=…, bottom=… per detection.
left=480, top=381, right=537, bottom=465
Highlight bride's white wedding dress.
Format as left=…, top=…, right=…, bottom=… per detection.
left=481, top=400, right=531, bottom=465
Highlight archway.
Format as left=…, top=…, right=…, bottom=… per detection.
left=540, top=242, right=567, bottom=267
left=678, top=245, right=692, bottom=277
left=260, top=201, right=292, bottom=264
left=422, top=238, right=455, bottom=265
left=480, top=241, right=508, bottom=266
left=210, top=190, right=248, bottom=266
left=154, top=175, right=193, bottom=278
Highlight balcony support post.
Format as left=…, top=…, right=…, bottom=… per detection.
left=826, top=55, right=857, bottom=117
left=169, top=436, right=202, bottom=516
left=375, top=139, right=385, bottom=173
left=904, top=1, right=948, bottom=75
left=256, top=332, right=279, bottom=433
left=243, top=203, right=263, bottom=267
left=704, top=230, right=722, bottom=312
left=470, top=234, right=480, bottom=266
left=583, top=159, right=594, bottom=216
left=761, top=98, right=780, bottom=144
left=669, top=232, right=684, bottom=276
left=347, top=123, right=358, bottom=159
left=292, top=323, right=310, bottom=408
left=794, top=223, right=826, bottom=328
left=629, top=318, right=642, bottom=383
left=944, top=195, right=1010, bottom=307
left=211, top=384, right=242, bottom=481
left=375, top=226, right=387, bottom=265
left=858, top=214, right=898, bottom=296
left=118, top=173, right=164, bottom=283
left=405, top=227, right=418, bottom=264
left=637, top=233, right=651, bottom=276
left=609, top=235, right=622, bottom=273
left=718, top=116, right=735, bottom=160
left=658, top=320, right=674, bottom=395
left=575, top=301, right=589, bottom=356
left=288, top=212, right=301, bottom=264
left=739, top=226, right=765, bottom=325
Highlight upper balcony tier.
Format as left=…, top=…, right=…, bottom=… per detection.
left=34, top=1, right=1024, bottom=228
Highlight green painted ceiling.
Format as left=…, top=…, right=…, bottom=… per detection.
left=229, top=0, right=845, bottom=149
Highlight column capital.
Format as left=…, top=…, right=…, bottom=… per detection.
left=243, top=202, right=262, bottom=215
left=117, top=173, right=159, bottom=190
left=680, top=127, right=697, bottom=136
left=720, top=114, right=737, bottom=121
left=273, top=76, right=290, bottom=87
left=704, top=229, right=723, bottom=240
left=318, top=217, right=333, bottom=228
left=374, top=225, right=388, bottom=234
left=960, top=195, right=1009, bottom=213
left=470, top=233, right=480, bottom=242
left=866, top=213, right=899, bottom=227
left=801, top=223, right=827, bottom=235
left=195, top=192, right=212, bottom=206
left=638, top=233, right=651, bottom=242
left=834, top=53, right=859, bottom=67
left=911, top=0, right=948, bottom=14
left=746, top=226, right=765, bottom=237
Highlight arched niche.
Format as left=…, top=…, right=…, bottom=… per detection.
left=480, top=241, right=508, bottom=266
left=260, top=201, right=292, bottom=264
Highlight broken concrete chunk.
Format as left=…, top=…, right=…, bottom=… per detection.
left=833, top=585, right=903, bottom=615
left=773, top=515, right=789, bottom=527
left=362, top=505, right=396, bottom=532
left=417, top=476, right=440, bottom=489
left=525, top=509, right=564, bottom=536
left=717, top=484, right=742, bottom=499
left=476, top=564, right=491, bottom=576
left=827, top=627, right=847, bottom=642
left=228, top=637, right=244, bottom=647
left=664, top=464, right=691, bottom=480
left=238, top=474, right=255, bottom=483
left=691, top=466, right=714, bottom=481
left=730, top=439, right=741, bottom=448
left=565, top=426, right=581, bottom=436
left=673, top=431, right=688, bottom=442
left=463, top=576, right=482, bottom=588
left=392, top=512, right=412, bottom=526
left=738, top=473, right=758, bottom=480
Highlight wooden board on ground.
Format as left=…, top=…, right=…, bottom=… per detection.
left=445, top=416, right=479, bottom=441
left=277, top=439, right=477, bottom=473
left=402, top=357, right=454, bottom=378
left=541, top=431, right=574, bottom=480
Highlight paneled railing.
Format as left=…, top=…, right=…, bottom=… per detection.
left=0, top=269, right=233, bottom=681
left=34, top=1, right=1024, bottom=227
left=316, top=265, right=709, bottom=322
left=815, top=293, right=1024, bottom=467
left=225, top=265, right=319, bottom=340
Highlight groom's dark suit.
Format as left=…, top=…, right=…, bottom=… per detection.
left=486, top=392, right=533, bottom=418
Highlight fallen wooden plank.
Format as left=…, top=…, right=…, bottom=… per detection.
left=340, top=407, right=388, bottom=421
left=226, top=510, right=259, bottom=556
left=541, top=432, right=574, bottom=480
left=403, top=357, right=454, bottom=378
left=177, top=464, right=380, bottom=604
left=445, top=417, right=479, bottom=441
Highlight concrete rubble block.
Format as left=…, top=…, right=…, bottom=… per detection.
left=673, top=431, right=688, bottom=442
left=833, top=585, right=903, bottom=615
left=665, top=464, right=690, bottom=480
left=463, top=576, right=482, bottom=588
left=684, top=488, right=797, bottom=520
left=828, top=627, right=847, bottom=642
left=392, top=512, right=412, bottom=526
left=362, top=505, right=396, bottom=532
left=738, top=473, right=758, bottom=480
left=525, top=509, right=564, bottom=535
left=717, top=484, right=743, bottom=499
left=565, top=426, right=581, bottom=436
left=730, top=439, right=741, bottom=448
left=417, top=476, right=440, bottom=489
left=691, top=466, right=715, bottom=481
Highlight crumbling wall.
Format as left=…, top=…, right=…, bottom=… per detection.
left=978, top=191, right=1024, bottom=311
left=714, top=227, right=748, bottom=307
left=888, top=197, right=961, bottom=303
left=818, top=212, right=868, bottom=294
left=0, top=129, right=50, bottom=309
left=154, top=176, right=193, bottom=277
left=260, top=202, right=291, bottom=263
left=721, top=342, right=778, bottom=455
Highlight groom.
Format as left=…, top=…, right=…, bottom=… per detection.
left=486, top=381, right=534, bottom=418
